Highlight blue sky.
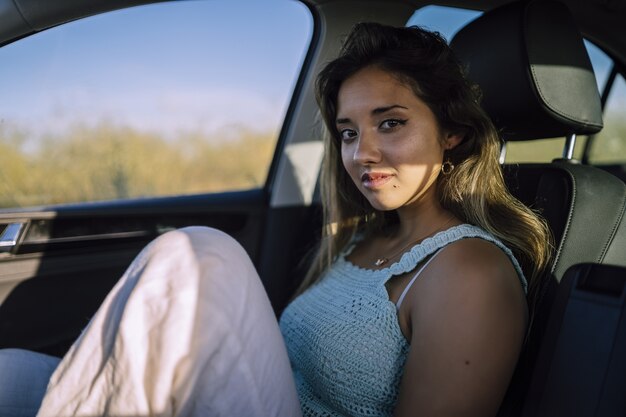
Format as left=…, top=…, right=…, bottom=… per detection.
left=0, top=1, right=620, bottom=143
left=0, top=0, right=313, bottom=140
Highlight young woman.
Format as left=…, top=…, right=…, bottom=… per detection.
left=0, top=22, right=551, bottom=417
left=280, top=22, right=551, bottom=416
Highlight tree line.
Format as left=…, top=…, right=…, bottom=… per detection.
left=0, top=122, right=275, bottom=208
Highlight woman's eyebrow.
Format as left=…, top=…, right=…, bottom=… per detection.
left=336, top=105, right=408, bottom=125
left=372, top=104, right=408, bottom=115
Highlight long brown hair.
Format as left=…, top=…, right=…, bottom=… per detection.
left=299, top=22, right=552, bottom=300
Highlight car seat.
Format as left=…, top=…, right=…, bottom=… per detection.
left=523, top=262, right=626, bottom=417
left=450, top=1, right=626, bottom=415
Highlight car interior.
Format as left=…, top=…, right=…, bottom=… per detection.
left=0, top=0, right=625, bottom=415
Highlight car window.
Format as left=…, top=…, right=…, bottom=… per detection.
left=587, top=73, right=626, bottom=164
left=407, top=5, right=481, bottom=42
left=0, top=0, right=312, bottom=208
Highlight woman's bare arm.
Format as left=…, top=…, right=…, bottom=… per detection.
left=393, top=238, right=528, bottom=417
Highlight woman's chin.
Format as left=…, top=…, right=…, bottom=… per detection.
left=366, top=198, right=401, bottom=212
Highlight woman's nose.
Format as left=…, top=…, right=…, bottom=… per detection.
left=352, top=131, right=382, bottom=164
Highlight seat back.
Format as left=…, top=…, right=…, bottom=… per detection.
left=504, top=162, right=626, bottom=279
left=451, top=1, right=626, bottom=414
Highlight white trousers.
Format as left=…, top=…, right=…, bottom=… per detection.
left=1, top=227, right=301, bottom=417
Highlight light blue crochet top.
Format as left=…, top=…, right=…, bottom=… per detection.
left=279, top=224, right=526, bottom=417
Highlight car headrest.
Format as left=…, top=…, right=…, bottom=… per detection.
left=450, top=0, right=603, bottom=142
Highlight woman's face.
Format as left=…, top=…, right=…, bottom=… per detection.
left=336, top=65, right=460, bottom=211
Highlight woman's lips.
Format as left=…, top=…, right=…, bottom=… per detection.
left=361, top=172, right=393, bottom=189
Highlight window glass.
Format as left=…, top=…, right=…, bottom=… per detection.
left=585, top=40, right=613, bottom=92
left=0, top=0, right=312, bottom=208
left=505, top=137, right=587, bottom=163
left=588, top=74, right=626, bottom=164
left=407, top=5, right=481, bottom=42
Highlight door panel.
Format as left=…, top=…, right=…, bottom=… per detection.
left=0, top=190, right=267, bottom=356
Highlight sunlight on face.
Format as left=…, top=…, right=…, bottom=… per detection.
left=336, top=66, right=447, bottom=211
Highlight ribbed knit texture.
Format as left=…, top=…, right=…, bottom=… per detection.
left=279, top=224, right=526, bottom=417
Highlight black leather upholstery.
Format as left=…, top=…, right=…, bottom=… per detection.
left=451, top=0, right=603, bottom=141
left=451, top=1, right=626, bottom=415
left=505, top=162, right=626, bottom=280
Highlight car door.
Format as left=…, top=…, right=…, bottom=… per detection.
left=0, top=0, right=316, bottom=357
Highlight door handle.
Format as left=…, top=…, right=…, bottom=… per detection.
left=0, top=223, right=26, bottom=253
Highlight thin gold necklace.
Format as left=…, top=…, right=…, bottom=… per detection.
left=373, top=216, right=455, bottom=267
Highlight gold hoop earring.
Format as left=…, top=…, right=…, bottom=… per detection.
left=441, top=160, right=454, bottom=175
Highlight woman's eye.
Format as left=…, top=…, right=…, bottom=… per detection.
left=340, top=129, right=357, bottom=141
left=380, top=119, right=406, bottom=130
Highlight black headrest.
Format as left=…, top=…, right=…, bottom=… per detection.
left=450, top=0, right=603, bottom=142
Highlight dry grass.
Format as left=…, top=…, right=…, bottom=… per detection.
left=0, top=122, right=276, bottom=208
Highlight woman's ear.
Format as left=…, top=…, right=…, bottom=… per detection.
left=444, top=132, right=464, bottom=150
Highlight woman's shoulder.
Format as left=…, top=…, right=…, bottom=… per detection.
left=434, top=237, right=522, bottom=290
left=393, top=230, right=529, bottom=327
left=408, top=235, right=529, bottom=334
left=434, top=224, right=528, bottom=292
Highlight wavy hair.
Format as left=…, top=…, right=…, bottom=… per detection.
left=298, top=22, right=552, bottom=301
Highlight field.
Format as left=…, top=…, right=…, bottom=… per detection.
left=0, top=122, right=275, bottom=208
